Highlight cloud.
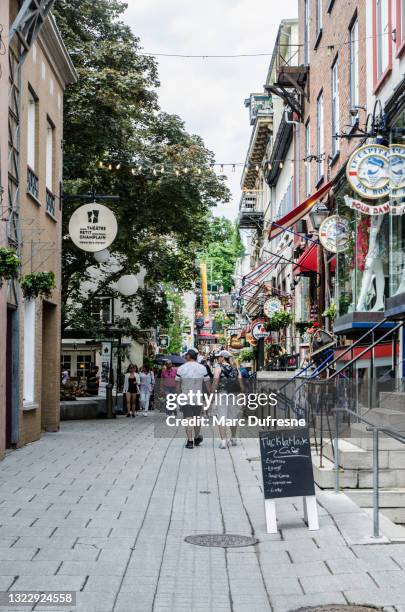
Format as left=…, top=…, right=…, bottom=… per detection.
left=124, top=0, right=298, bottom=218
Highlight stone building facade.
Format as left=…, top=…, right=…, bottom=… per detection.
left=0, top=2, right=76, bottom=456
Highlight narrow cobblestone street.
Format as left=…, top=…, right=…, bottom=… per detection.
left=1, top=415, right=405, bottom=612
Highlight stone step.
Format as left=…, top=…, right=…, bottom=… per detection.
left=379, top=391, right=405, bottom=412
left=322, top=439, right=389, bottom=470
left=367, top=407, right=405, bottom=429
left=349, top=423, right=405, bottom=451
left=312, top=452, right=405, bottom=488
left=347, top=488, right=405, bottom=509
left=348, top=489, right=405, bottom=525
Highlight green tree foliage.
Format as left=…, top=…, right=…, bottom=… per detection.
left=53, top=0, right=229, bottom=332
left=200, top=217, right=244, bottom=292
left=164, top=289, right=189, bottom=355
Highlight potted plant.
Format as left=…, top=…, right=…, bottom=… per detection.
left=21, top=271, right=56, bottom=300
left=295, top=321, right=310, bottom=336
left=239, top=347, right=255, bottom=363
left=323, top=302, right=337, bottom=322
left=0, top=247, right=20, bottom=287
left=265, top=310, right=293, bottom=332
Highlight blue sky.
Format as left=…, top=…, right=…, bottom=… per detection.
left=124, top=0, right=298, bottom=219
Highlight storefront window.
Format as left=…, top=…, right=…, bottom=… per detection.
left=335, top=186, right=389, bottom=316
left=389, top=112, right=405, bottom=297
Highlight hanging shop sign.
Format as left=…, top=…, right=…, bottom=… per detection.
left=346, top=144, right=390, bottom=200
left=319, top=215, right=350, bottom=253
left=246, top=333, right=258, bottom=347
left=230, top=336, right=243, bottom=350
left=68, top=203, right=118, bottom=252
left=263, top=298, right=282, bottom=318
left=344, top=195, right=405, bottom=216
left=252, top=322, right=270, bottom=340
left=389, top=144, right=405, bottom=198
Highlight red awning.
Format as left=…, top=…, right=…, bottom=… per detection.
left=197, top=332, right=220, bottom=339
left=293, top=243, right=319, bottom=276
left=269, top=181, right=333, bottom=241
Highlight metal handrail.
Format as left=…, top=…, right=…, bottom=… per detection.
left=310, top=316, right=392, bottom=379
left=279, top=317, right=390, bottom=395
left=341, top=406, right=405, bottom=537
left=327, top=321, right=403, bottom=380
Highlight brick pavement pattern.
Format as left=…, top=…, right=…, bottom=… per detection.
left=1, top=416, right=405, bottom=612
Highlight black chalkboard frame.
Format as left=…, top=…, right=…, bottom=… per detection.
left=259, top=427, right=316, bottom=500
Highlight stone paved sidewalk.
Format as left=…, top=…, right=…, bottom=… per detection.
left=1, top=415, right=405, bottom=612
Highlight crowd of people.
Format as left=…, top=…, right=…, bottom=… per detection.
left=121, top=349, right=250, bottom=450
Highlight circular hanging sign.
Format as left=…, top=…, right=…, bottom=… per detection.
left=68, top=203, right=118, bottom=252
left=263, top=298, right=282, bottom=318
left=346, top=144, right=389, bottom=199
left=389, top=144, right=405, bottom=198
left=252, top=322, right=270, bottom=340
left=319, top=215, right=350, bottom=253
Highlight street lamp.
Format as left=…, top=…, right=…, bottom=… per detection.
left=309, top=202, right=329, bottom=231
left=308, top=202, right=329, bottom=328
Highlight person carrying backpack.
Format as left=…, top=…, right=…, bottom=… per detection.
left=211, top=350, right=244, bottom=449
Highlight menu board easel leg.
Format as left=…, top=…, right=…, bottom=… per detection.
left=265, top=499, right=278, bottom=533
left=303, top=496, right=319, bottom=530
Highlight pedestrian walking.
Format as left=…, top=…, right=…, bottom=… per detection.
left=175, top=349, right=210, bottom=449
left=139, top=365, right=154, bottom=416
left=86, top=366, right=99, bottom=396
left=161, top=360, right=177, bottom=412
left=123, top=364, right=140, bottom=418
left=211, top=350, right=244, bottom=449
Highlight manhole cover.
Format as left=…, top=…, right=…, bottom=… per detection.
left=291, top=607, right=381, bottom=612
left=185, top=534, right=258, bottom=548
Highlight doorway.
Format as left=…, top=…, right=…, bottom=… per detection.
left=6, top=307, right=19, bottom=448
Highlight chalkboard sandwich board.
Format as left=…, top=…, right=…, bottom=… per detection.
left=259, top=427, right=318, bottom=532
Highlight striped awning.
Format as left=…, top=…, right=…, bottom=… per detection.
left=269, top=181, right=333, bottom=241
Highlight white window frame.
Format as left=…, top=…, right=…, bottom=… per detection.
left=46, top=118, right=54, bottom=192
left=23, top=300, right=36, bottom=404
left=349, top=19, right=359, bottom=119
left=27, top=89, right=37, bottom=170
left=305, top=121, right=311, bottom=196
left=331, top=58, right=340, bottom=157
left=316, top=0, right=323, bottom=36
left=304, top=0, right=310, bottom=64
left=376, top=0, right=389, bottom=79
left=317, top=92, right=324, bottom=182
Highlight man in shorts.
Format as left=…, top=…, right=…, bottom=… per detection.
left=176, top=349, right=210, bottom=449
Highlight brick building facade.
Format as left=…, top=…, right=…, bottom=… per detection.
left=298, top=0, right=367, bottom=203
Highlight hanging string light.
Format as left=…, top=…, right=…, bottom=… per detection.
left=97, top=155, right=329, bottom=178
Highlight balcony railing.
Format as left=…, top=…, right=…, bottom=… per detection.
left=46, top=188, right=55, bottom=216
left=239, top=190, right=264, bottom=231
left=27, top=166, right=39, bottom=200
left=244, top=94, right=273, bottom=126
left=240, top=193, right=257, bottom=212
